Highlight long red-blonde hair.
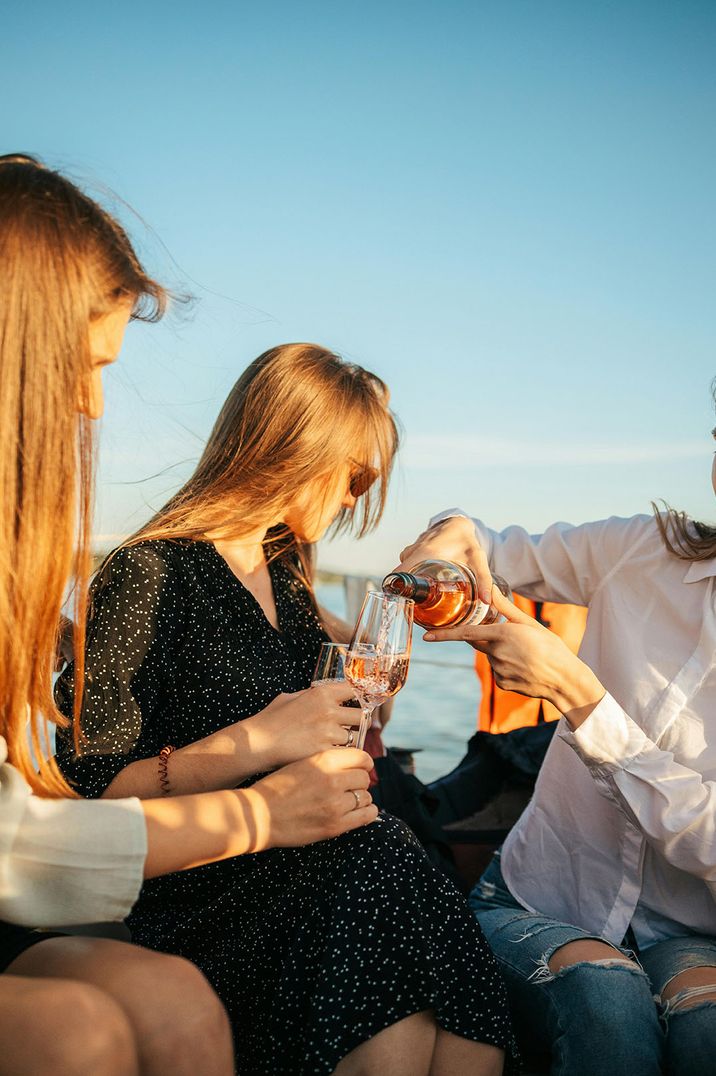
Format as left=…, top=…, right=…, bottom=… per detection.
left=122, top=343, right=399, bottom=583
left=0, top=154, right=166, bottom=796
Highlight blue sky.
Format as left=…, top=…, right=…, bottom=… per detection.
left=3, top=1, right=715, bottom=572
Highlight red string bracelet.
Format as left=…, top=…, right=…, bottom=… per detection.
left=158, top=745, right=176, bottom=795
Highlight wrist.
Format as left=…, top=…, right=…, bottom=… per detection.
left=240, top=714, right=283, bottom=772
left=550, top=659, right=605, bottom=729
left=233, top=785, right=272, bottom=853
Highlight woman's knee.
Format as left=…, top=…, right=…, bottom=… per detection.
left=7, top=979, right=139, bottom=1076
left=127, top=952, right=232, bottom=1071
left=661, top=967, right=716, bottom=1076
left=545, top=940, right=653, bottom=1020
left=537, top=941, right=662, bottom=1068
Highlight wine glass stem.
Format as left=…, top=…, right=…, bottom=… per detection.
left=356, top=704, right=375, bottom=751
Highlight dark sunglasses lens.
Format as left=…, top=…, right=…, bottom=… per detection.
left=350, top=468, right=378, bottom=498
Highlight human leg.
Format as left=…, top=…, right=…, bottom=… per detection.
left=429, top=1028, right=504, bottom=1075
left=332, top=1014, right=504, bottom=1076
left=333, top=1011, right=436, bottom=1076
left=8, top=935, right=233, bottom=1076
left=470, top=856, right=663, bottom=1075
left=0, top=973, right=139, bottom=1076
left=148, top=814, right=516, bottom=1073
left=639, top=935, right=716, bottom=1076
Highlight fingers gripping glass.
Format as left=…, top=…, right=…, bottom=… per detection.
left=312, top=643, right=362, bottom=748
left=344, top=590, right=413, bottom=750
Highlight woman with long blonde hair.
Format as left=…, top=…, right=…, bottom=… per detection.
left=0, top=155, right=377, bottom=1076
left=56, top=343, right=516, bottom=1075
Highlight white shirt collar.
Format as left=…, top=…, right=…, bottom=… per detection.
left=684, top=558, right=716, bottom=583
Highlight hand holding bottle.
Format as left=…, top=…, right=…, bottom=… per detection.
left=395, top=515, right=494, bottom=605
left=423, top=587, right=604, bottom=728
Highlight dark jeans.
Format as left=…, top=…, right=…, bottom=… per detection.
left=470, top=852, right=716, bottom=1075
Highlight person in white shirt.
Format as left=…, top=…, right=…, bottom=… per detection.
left=0, top=154, right=377, bottom=1076
left=396, top=415, right=716, bottom=1076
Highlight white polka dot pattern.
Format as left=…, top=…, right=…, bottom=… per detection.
left=56, top=539, right=517, bottom=1074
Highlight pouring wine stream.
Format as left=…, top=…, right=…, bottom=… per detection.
left=344, top=591, right=413, bottom=750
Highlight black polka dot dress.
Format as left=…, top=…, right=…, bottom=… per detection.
left=55, top=540, right=517, bottom=1075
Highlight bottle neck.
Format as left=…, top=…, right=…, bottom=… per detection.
left=382, top=571, right=432, bottom=602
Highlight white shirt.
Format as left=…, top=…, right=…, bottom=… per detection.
left=0, top=736, right=147, bottom=928
left=432, top=510, right=716, bottom=946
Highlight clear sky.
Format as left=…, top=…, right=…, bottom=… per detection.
left=3, top=0, right=715, bottom=573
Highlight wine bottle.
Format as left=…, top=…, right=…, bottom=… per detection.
left=381, top=560, right=511, bottom=629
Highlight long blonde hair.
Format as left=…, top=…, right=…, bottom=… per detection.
left=124, top=343, right=399, bottom=581
left=0, top=154, right=166, bottom=796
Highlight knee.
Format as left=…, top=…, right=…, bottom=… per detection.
left=133, top=953, right=232, bottom=1070
left=542, top=941, right=655, bottom=1036
left=661, top=967, right=716, bottom=1076
left=42, top=981, right=138, bottom=1076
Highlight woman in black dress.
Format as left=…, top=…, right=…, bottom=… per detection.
left=56, top=344, right=516, bottom=1076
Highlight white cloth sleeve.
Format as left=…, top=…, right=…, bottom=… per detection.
left=0, top=744, right=147, bottom=928
left=560, top=696, right=716, bottom=889
left=429, top=507, right=654, bottom=606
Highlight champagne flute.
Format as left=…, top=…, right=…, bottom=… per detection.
left=312, top=642, right=350, bottom=685
left=344, top=590, right=413, bottom=750
left=311, top=642, right=362, bottom=747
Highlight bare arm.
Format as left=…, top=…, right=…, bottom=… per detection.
left=102, top=681, right=362, bottom=799
left=141, top=748, right=377, bottom=876
left=1, top=746, right=377, bottom=926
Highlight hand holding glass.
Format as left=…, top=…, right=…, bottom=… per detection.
left=311, top=642, right=362, bottom=747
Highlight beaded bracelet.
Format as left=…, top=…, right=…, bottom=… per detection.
left=158, top=745, right=176, bottom=795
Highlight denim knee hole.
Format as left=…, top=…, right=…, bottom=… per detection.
left=528, top=953, right=647, bottom=987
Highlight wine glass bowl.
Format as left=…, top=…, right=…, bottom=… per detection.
left=344, top=590, right=413, bottom=749
left=312, top=642, right=350, bottom=685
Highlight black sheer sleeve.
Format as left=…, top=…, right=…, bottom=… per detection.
left=55, top=543, right=184, bottom=798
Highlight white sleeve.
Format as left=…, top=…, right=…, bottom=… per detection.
left=559, top=694, right=716, bottom=889
left=429, top=508, right=654, bottom=606
left=0, top=752, right=147, bottom=928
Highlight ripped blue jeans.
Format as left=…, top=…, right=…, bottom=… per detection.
left=469, top=853, right=716, bottom=1075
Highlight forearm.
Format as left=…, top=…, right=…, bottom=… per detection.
left=102, top=721, right=263, bottom=800
left=561, top=693, right=716, bottom=880
left=141, top=787, right=268, bottom=876
left=547, top=657, right=606, bottom=730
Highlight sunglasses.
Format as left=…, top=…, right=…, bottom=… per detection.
left=349, top=464, right=379, bottom=498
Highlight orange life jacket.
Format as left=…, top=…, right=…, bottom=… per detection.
left=475, top=597, right=588, bottom=733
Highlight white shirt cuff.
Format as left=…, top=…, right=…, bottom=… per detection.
left=559, top=692, right=651, bottom=769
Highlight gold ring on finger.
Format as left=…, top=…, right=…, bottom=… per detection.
left=350, top=789, right=361, bottom=811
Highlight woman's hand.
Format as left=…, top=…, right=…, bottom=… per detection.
left=245, top=748, right=378, bottom=849
left=242, top=682, right=361, bottom=770
left=424, top=588, right=605, bottom=728
left=396, top=516, right=493, bottom=604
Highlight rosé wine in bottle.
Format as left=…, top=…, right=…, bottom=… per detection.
left=382, top=560, right=511, bottom=630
